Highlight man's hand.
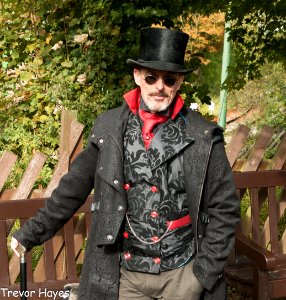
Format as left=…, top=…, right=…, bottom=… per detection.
left=11, top=237, right=26, bottom=257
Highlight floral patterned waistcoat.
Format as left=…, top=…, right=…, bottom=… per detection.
left=121, top=112, right=195, bottom=273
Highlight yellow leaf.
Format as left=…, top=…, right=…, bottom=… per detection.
left=61, top=61, right=73, bottom=68
left=39, top=115, right=49, bottom=122
left=27, top=43, right=37, bottom=53
left=46, top=35, right=53, bottom=45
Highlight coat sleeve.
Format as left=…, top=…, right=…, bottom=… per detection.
left=13, top=140, right=99, bottom=251
left=193, top=135, right=240, bottom=291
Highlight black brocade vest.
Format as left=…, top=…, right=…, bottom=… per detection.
left=121, top=112, right=195, bottom=273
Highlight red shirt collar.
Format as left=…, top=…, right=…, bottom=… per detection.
left=123, top=87, right=184, bottom=120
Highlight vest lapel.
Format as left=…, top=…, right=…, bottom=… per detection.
left=124, top=114, right=153, bottom=181
left=148, top=118, right=194, bottom=171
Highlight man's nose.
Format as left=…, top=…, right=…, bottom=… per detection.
left=155, top=78, right=164, bottom=90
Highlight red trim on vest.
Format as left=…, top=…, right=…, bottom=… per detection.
left=167, top=214, right=192, bottom=231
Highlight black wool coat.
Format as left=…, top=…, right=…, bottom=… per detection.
left=14, top=103, right=240, bottom=300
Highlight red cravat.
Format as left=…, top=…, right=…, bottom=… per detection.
left=139, top=109, right=169, bottom=149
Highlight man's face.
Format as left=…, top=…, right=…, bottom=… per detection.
left=133, top=68, right=184, bottom=113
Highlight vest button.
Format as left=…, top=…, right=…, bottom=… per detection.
left=150, top=211, right=159, bottom=218
left=106, top=235, right=113, bottom=241
left=123, top=231, right=129, bottom=239
left=124, top=252, right=132, bottom=260
left=124, top=183, right=131, bottom=190
left=153, top=257, right=161, bottom=264
left=151, top=236, right=159, bottom=242
left=151, top=186, right=158, bottom=193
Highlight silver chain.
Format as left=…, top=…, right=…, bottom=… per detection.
left=125, top=214, right=173, bottom=245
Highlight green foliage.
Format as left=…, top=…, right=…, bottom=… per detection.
left=0, top=0, right=197, bottom=187
left=226, top=0, right=286, bottom=90
left=0, top=0, right=285, bottom=189
left=229, top=62, right=286, bottom=130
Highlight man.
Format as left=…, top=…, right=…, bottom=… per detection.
left=11, top=27, right=240, bottom=300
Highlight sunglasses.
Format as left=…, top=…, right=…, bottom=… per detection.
left=144, top=74, right=178, bottom=87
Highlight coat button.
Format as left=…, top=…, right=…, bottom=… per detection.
left=114, top=179, right=119, bottom=185
left=153, top=257, right=161, bottom=264
left=151, top=186, right=158, bottom=193
left=150, top=211, right=159, bottom=218
left=124, top=252, right=132, bottom=260
left=118, top=205, right=124, bottom=212
left=99, top=138, right=104, bottom=144
left=106, top=235, right=113, bottom=241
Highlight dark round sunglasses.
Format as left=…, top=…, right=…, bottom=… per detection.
left=144, top=74, right=178, bottom=87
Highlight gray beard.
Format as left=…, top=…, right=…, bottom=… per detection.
left=144, top=101, right=171, bottom=113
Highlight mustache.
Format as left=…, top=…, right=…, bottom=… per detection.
left=148, top=92, right=168, bottom=97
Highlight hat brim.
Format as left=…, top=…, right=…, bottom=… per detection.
left=127, top=59, right=194, bottom=74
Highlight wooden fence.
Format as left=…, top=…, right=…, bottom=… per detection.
left=0, top=111, right=285, bottom=299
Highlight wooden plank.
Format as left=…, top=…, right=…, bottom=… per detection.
left=251, top=188, right=260, bottom=243
left=9, top=250, right=20, bottom=284
left=44, top=239, right=56, bottom=281
left=0, top=220, right=9, bottom=286
left=6, top=152, right=47, bottom=233
left=69, top=119, right=84, bottom=162
left=232, top=159, right=245, bottom=171
left=43, top=151, right=69, bottom=197
left=64, top=219, right=77, bottom=280
left=271, top=133, right=286, bottom=170
left=12, top=152, right=47, bottom=200
left=226, top=124, right=250, bottom=167
left=257, top=159, right=271, bottom=170
left=242, top=125, right=274, bottom=172
left=0, top=188, right=16, bottom=200
left=0, top=151, right=17, bottom=192
left=277, top=190, right=286, bottom=253
left=59, top=110, right=77, bottom=158
left=33, top=232, right=64, bottom=282
left=268, top=187, right=280, bottom=254
left=52, top=215, right=88, bottom=280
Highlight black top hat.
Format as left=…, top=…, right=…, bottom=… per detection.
left=127, top=27, right=193, bottom=74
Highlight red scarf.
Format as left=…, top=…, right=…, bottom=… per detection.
left=123, top=88, right=184, bottom=149
left=139, top=109, right=169, bottom=149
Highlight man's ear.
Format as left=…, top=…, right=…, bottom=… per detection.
left=133, top=68, right=141, bottom=86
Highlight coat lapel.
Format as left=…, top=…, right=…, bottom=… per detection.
left=91, top=104, right=130, bottom=198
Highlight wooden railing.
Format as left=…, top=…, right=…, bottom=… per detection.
left=0, top=196, right=92, bottom=300
left=225, top=170, right=286, bottom=299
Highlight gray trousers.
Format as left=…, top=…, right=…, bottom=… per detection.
left=119, top=261, right=203, bottom=300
